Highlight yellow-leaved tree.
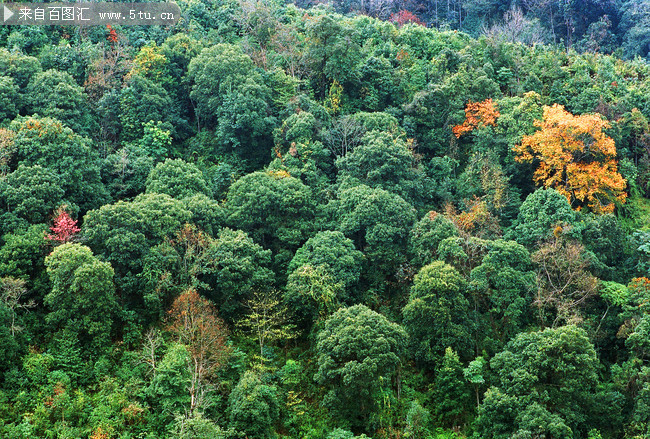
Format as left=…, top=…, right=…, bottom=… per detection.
left=514, top=104, right=626, bottom=214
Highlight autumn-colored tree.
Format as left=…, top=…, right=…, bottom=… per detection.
left=436, top=199, right=499, bottom=276
left=445, top=197, right=501, bottom=240
left=514, top=104, right=627, bottom=214
left=46, top=207, right=80, bottom=244
left=167, top=289, right=230, bottom=413
left=84, top=25, right=132, bottom=101
left=452, top=99, right=500, bottom=138
left=106, top=25, right=118, bottom=44
left=390, top=10, right=424, bottom=27
left=0, top=128, right=15, bottom=176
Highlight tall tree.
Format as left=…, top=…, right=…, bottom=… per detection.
left=402, top=261, right=473, bottom=365
left=513, top=104, right=627, bottom=214
left=476, top=325, right=608, bottom=438
left=315, top=305, right=408, bottom=430
left=238, top=289, right=296, bottom=359
left=44, top=243, right=117, bottom=354
left=167, top=289, right=230, bottom=413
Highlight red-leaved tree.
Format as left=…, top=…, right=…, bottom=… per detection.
left=47, top=207, right=80, bottom=243
left=390, top=10, right=424, bottom=27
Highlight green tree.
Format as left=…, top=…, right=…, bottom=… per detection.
left=101, top=144, right=155, bottom=201
left=470, top=240, right=536, bottom=349
left=228, top=371, right=279, bottom=438
left=506, top=188, right=576, bottom=248
left=238, top=289, right=296, bottom=360
left=44, top=243, right=117, bottom=354
left=432, top=347, right=472, bottom=428
left=119, top=75, right=177, bottom=141
left=204, top=228, right=274, bottom=322
left=476, top=325, right=603, bottom=438
left=187, top=43, right=258, bottom=129
left=0, top=277, right=29, bottom=377
left=0, top=224, right=49, bottom=301
left=402, top=261, right=473, bottom=365
left=145, top=158, right=211, bottom=199
left=26, top=69, right=95, bottom=136
left=287, top=230, right=363, bottom=298
left=83, top=193, right=192, bottom=321
left=0, top=165, right=66, bottom=237
left=146, top=343, right=192, bottom=424
left=225, top=170, right=315, bottom=261
left=0, top=48, right=41, bottom=91
left=305, top=14, right=361, bottom=99
left=409, top=211, right=459, bottom=268
left=0, top=76, right=18, bottom=122
left=9, top=116, right=107, bottom=214
left=187, top=44, right=276, bottom=165
left=315, top=304, right=408, bottom=430
left=171, top=412, right=227, bottom=439
left=336, top=131, right=420, bottom=201
left=330, top=184, right=416, bottom=284
left=140, top=120, right=173, bottom=160
left=285, top=264, right=343, bottom=330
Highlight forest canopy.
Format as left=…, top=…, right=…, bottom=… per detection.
left=0, top=0, right=650, bottom=438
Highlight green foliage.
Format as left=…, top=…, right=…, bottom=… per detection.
left=228, top=371, right=279, bottom=438
left=409, top=212, right=459, bottom=268
left=0, top=300, right=23, bottom=378
left=171, top=412, right=228, bottom=438
left=327, top=428, right=371, bottom=439
left=285, top=264, right=343, bottom=329
left=0, top=2, right=649, bottom=437
left=119, top=75, right=176, bottom=142
left=0, top=224, right=49, bottom=300
left=506, top=188, right=576, bottom=248
left=315, top=304, right=408, bottom=430
left=83, top=193, right=192, bottom=321
left=476, top=326, right=606, bottom=438
left=0, top=165, right=66, bottom=236
left=305, top=14, right=362, bottom=98
left=101, top=144, right=155, bottom=201
left=44, top=243, right=117, bottom=354
left=205, top=228, right=274, bottom=322
left=0, top=48, right=41, bottom=90
left=336, top=130, right=420, bottom=200
left=9, top=116, right=108, bottom=213
left=330, top=184, right=416, bottom=282
left=432, top=347, right=471, bottom=428
left=140, top=120, right=173, bottom=160
left=26, top=69, right=95, bottom=136
left=405, top=400, right=431, bottom=439
left=288, top=230, right=363, bottom=297
left=146, top=343, right=192, bottom=420
left=225, top=170, right=316, bottom=259
left=188, top=44, right=276, bottom=165
left=0, top=76, right=18, bottom=122
left=470, top=240, right=535, bottom=349
left=403, top=261, right=472, bottom=365
left=145, top=158, right=211, bottom=199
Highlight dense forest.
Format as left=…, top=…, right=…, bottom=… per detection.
left=1, top=0, right=650, bottom=437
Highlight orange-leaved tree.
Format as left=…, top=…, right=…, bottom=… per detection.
left=452, top=99, right=500, bottom=138
left=168, top=289, right=230, bottom=413
left=513, top=104, right=627, bottom=214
